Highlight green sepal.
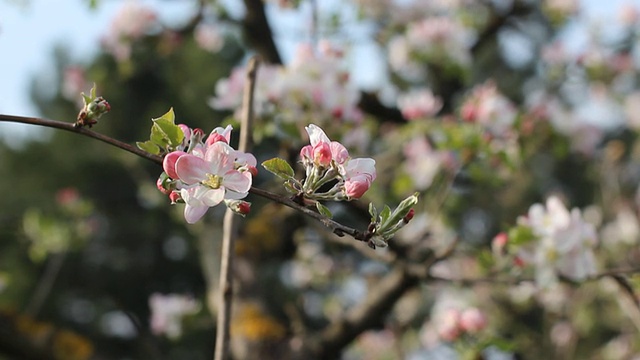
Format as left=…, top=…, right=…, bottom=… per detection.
left=283, top=179, right=301, bottom=194
left=262, top=158, right=295, bottom=180
left=368, top=203, right=377, bottom=223
left=136, top=140, right=161, bottom=155
left=316, top=202, right=333, bottom=219
left=379, top=205, right=391, bottom=225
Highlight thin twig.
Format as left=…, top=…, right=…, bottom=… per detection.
left=213, top=56, right=260, bottom=360
left=0, top=114, right=162, bottom=165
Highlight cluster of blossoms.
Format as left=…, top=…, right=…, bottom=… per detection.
left=420, top=290, right=489, bottom=348
left=159, top=125, right=257, bottom=223
left=297, top=124, right=376, bottom=201
left=387, top=16, right=474, bottom=79
left=210, top=42, right=362, bottom=125
left=101, top=2, right=159, bottom=61
left=460, top=80, right=517, bottom=137
left=499, top=196, right=598, bottom=288
left=149, top=293, right=200, bottom=339
left=396, top=88, right=442, bottom=120
left=435, top=307, right=488, bottom=342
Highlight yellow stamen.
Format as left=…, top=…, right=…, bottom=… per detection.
left=202, top=173, right=222, bottom=189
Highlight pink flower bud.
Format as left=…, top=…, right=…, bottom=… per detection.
left=156, top=176, right=171, bottom=195
left=169, top=191, right=181, bottom=204
left=459, top=308, right=487, bottom=334
left=206, top=133, right=228, bottom=146
left=313, top=142, right=332, bottom=167
left=238, top=201, right=251, bottom=215
left=344, top=176, right=371, bottom=199
left=226, top=200, right=251, bottom=216
left=403, top=209, right=415, bottom=223
left=192, top=128, right=205, bottom=138
left=247, top=165, right=258, bottom=177
left=163, top=151, right=187, bottom=179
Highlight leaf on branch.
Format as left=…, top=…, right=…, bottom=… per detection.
left=136, top=140, right=161, bottom=155
left=151, top=108, right=184, bottom=148
left=262, top=158, right=295, bottom=181
left=316, top=202, right=333, bottom=219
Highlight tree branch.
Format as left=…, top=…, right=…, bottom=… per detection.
left=0, top=114, right=370, bottom=242
left=242, top=0, right=282, bottom=64
left=0, top=114, right=162, bottom=164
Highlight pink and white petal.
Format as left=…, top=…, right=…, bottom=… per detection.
left=205, top=142, right=235, bottom=174
left=184, top=203, right=209, bottom=224
left=224, top=189, right=249, bottom=200
left=200, top=188, right=225, bottom=207
left=223, top=170, right=252, bottom=194
left=330, top=141, right=349, bottom=164
left=235, top=151, right=257, bottom=167
left=175, top=155, right=209, bottom=184
left=305, top=124, right=331, bottom=147
left=345, top=158, right=377, bottom=180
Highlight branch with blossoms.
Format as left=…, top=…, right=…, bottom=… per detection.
left=0, top=91, right=417, bottom=249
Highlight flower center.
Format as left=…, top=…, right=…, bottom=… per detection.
left=202, top=173, right=222, bottom=189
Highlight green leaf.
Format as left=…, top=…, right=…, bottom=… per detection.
left=136, top=141, right=160, bottom=155
left=262, top=158, right=295, bottom=180
left=316, top=202, right=333, bottom=219
left=150, top=124, right=170, bottom=148
left=152, top=108, right=184, bottom=148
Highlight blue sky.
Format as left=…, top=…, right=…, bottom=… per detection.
left=0, top=0, right=634, bottom=146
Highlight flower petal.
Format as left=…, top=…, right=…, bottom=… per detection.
left=175, top=155, right=209, bottom=184
left=184, top=203, right=209, bottom=224
left=305, top=124, right=331, bottom=147
left=200, top=188, right=225, bottom=207
left=223, top=170, right=252, bottom=194
left=205, top=142, right=235, bottom=174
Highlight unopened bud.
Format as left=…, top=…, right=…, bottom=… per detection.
left=74, top=84, right=110, bottom=128
left=225, top=200, right=251, bottom=216
left=403, top=208, right=415, bottom=223
left=206, top=132, right=228, bottom=146
left=247, top=165, right=258, bottom=177
left=169, top=191, right=181, bottom=204
left=156, top=174, right=172, bottom=195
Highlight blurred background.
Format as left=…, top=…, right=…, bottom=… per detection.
left=3, top=0, right=640, bottom=359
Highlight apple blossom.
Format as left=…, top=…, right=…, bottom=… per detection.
left=298, top=124, right=376, bottom=201
left=101, top=2, right=159, bottom=61
left=397, top=88, right=443, bottom=120
left=173, top=142, right=253, bottom=223
left=515, top=196, right=598, bottom=286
